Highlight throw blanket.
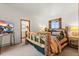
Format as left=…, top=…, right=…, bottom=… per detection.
left=50, top=36, right=61, bottom=54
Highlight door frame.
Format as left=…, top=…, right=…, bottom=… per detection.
left=20, top=18, right=30, bottom=43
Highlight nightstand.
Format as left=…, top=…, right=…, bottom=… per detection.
left=69, top=36, right=78, bottom=49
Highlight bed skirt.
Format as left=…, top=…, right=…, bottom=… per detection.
left=27, top=41, right=45, bottom=55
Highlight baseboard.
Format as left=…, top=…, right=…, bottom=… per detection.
left=22, top=37, right=26, bottom=39
left=1, top=42, right=22, bottom=47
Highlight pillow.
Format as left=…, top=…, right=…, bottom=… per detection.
left=52, top=32, right=60, bottom=36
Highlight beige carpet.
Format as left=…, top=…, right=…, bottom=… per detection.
left=59, top=46, right=78, bottom=56
left=0, top=44, right=78, bottom=56
left=1, top=44, right=44, bottom=56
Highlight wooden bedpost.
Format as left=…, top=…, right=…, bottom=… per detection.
left=45, top=32, right=51, bottom=56
left=48, top=18, right=50, bottom=30
left=59, top=18, right=62, bottom=29
left=65, top=26, right=69, bottom=44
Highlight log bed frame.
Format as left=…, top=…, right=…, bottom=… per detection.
left=48, top=17, right=69, bottom=55
left=26, top=17, right=69, bottom=56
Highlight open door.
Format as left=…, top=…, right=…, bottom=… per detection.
left=20, top=17, right=30, bottom=44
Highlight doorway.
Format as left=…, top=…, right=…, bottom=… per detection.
left=20, top=19, right=30, bottom=44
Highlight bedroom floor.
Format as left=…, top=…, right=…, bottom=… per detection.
left=58, top=46, right=78, bottom=56
left=0, top=43, right=43, bottom=56
left=0, top=43, right=78, bottom=56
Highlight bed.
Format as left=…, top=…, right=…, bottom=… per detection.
left=26, top=18, right=68, bottom=56
left=26, top=32, right=65, bottom=56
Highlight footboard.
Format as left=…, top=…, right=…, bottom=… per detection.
left=26, top=32, right=62, bottom=56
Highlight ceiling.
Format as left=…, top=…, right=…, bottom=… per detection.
left=0, top=3, right=78, bottom=27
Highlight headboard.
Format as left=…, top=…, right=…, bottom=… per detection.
left=49, top=18, right=62, bottom=30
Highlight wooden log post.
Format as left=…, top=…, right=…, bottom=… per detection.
left=45, top=32, right=51, bottom=56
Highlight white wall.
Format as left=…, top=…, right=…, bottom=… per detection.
left=0, top=4, right=21, bottom=43
left=0, top=3, right=78, bottom=43
left=29, top=3, right=78, bottom=32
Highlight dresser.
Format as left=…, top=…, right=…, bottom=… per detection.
left=0, top=33, right=15, bottom=54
